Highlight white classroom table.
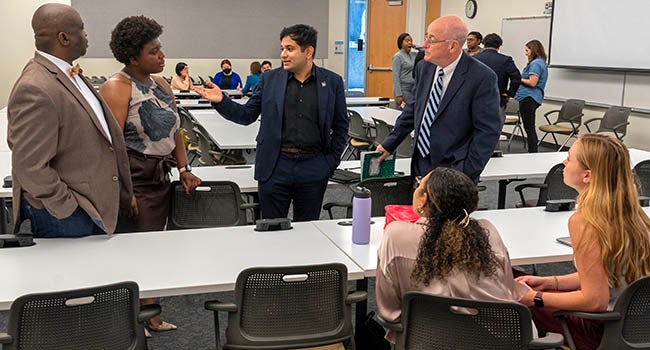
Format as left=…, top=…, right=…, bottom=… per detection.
left=345, top=97, right=391, bottom=106
left=482, top=148, right=650, bottom=208
left=173, top=89, right=201, bottom=99
left=0, top=222, right=365, bottom=310
left=349, top=106, right=402, bottom=126
left=176, top=98, right=212, bottom=109
left=170, top=158, right=413, bottom=193
left=312, top=207, right=584, bottom=277
left=190, top=109, right=259, bottom=150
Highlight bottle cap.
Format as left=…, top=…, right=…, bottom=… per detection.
left=351, top=185, right=371, bottom=198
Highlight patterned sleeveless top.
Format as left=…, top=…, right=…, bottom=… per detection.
left=119, top=71, right=179, bottom=156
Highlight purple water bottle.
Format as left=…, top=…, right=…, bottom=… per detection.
left=351, top=186, right=372, bottom=245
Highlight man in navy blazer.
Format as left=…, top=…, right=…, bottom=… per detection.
left=473, top=33, right=521, bottom=108
left=377, top=16, right=502, bottom=183
left=194, top=24, right=348, bottom=221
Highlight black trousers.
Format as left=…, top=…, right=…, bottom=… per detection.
left=258, top=152, right=331, bottom=222
left=518, top=97, right=541, bottom=153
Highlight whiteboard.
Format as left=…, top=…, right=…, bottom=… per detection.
left=500, top=16, right=626, bottom=106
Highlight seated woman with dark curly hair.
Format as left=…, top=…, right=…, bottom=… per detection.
left=376, top=167, right=528, bottom=342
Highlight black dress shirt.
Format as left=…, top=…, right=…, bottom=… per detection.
left=281, top=69, right=322, bottom=153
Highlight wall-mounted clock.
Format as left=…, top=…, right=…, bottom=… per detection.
left=465, top=0, right=477, bottom=19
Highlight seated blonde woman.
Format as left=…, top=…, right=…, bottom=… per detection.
left=517, top=134, right=650, bottom=350
left=376, top=167, right=528, bottom=342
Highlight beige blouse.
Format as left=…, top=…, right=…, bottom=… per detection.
left=376, top=217, right=529, bottom=342
left=170, top=75, right=192, bottom=90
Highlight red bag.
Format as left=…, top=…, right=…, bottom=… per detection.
left=384, top=205, right=420, bottom=228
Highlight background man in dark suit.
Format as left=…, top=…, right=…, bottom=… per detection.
left=377, top=15, right=502, bottom=183
left=473, top=33, right=521, bottom=109
left=194, top=24, right=348, bottom=221
left=7, top=3, right=132, bottom=236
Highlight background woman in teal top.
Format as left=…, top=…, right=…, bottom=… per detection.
left=515, top=40, right=548, bottom=153
left=239, top=61, right=261, bottom=95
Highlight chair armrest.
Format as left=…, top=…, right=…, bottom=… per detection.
left=568, top=113, right=585, bottom=130
left=346, top=290, right=368, bottom=304
left=323, top=201, right=352, bottom=219
left=543, top=110, right=560, bottom=124
left=554, top=309, right=621, bottom=321
left=612, top=122, right=630, bottom=140
left=583, top=117, right=602, bottom=132
left=528, top=332, right=564, bottom=349
left=376, top=315, right=404, bottom=332
left=205, top=300, right=238, bottom=313
left=240, top=203, right=259, bottom=210
left=137, top=304, right=162, bottom=322
left=0, top=333, right=13, bottom=345
left=514, top=183, right=547, bottom=207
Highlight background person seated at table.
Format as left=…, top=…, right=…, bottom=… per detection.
left=376, top=167, right=528, bottom=343
left=517, top=134, right=650, bottom=350
left=212, top=59, right=242, bottom=90
left=100, top=14, right=202, bottom=337
left=170, top=62, right=192, bottom=90
left=238, top=60, right=261, bottom=95
left=464, top=31, right=483, bottom=56
left=261, top=60, right=272, bottom=72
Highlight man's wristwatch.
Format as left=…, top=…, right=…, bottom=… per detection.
left=533, top=291, right=544, bottom=307
left=179, top=164, right=192, bottom=174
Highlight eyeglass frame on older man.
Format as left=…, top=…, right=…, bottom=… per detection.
left=424, top=33, right=455, bottom=45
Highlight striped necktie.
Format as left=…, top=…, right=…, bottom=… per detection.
left=417, top=69, right=445, bottom=158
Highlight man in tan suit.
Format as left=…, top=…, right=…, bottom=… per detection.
left=7, top=3, right=132, bottom=237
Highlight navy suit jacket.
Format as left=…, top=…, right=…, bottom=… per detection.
left=382, top=52, right=502, bottom=182
left=212, top=66, right=349, bottom=183
left=473, top=49, right=521, bottom=107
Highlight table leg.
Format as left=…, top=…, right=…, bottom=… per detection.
left=0, top=198, right=8, bottom=233
left=498, top=180, right=508, bottom=209
left=355, top=278, right=368, bottom=328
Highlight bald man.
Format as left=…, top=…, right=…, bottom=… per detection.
left=7, top=4, right=132, bottom=236
left=377, top=16, right=502, bottom=183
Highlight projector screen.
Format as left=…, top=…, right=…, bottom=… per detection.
left=550, top=0, right=650, bottom=71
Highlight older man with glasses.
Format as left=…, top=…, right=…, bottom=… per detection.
left=377, top=15, right=502, bottom=183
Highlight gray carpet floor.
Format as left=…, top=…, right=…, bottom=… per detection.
left=0, top=136, right=576, bottom=349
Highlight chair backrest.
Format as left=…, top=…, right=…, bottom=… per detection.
left=395, top=136, right=413, bottom=158
left=348, top=109, right=372, bottom=141
left=168, top=180, right=247, bottom=229
left=372, top=117, right=393, bottom=146
left=178, top=107, right=199, bottom=146
left=598, top=106, right=631, bottom=135
left=504, top=100, right=520, bottom=116
left=397, top=292, right=536, bottom=350
left=633, top=160, right=650, bottom=197
left=193, top=126, right=218, bottom=166
left=5, top=281, right=145, bottom=350
left=599, top=275, right=650, bottom=349
left=537, top=163, right=578, bottom=206
left=557, top=99, right=585, bottom=124
left=360, top=176, right=414, bottom=217
left=224, top=263, right=354, bottom=349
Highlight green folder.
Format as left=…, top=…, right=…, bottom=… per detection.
left=360, top=151, right=395, bottom=180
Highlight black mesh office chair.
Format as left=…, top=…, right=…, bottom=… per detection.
left=515, top=163, right=578, bottom=207
left=168, top=181, right=258, bottom=229
left=538, top=99, right=585, bottom=151
left=554, top=275, right=650, bottom=350
left=0, top=281, right=159, bottom=350
left=584, top=106, right=632, bottom=141
left=204, top=263, right=367, bottom=349
left=379, top=292, right=563, bottom=350
left=634, top=160, right=650, bottom=197
left=323, top=176, right=413, bottom=219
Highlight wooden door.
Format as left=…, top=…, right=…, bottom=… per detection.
left=426, top=0, right=441, bottom=28
left=365, top=0, right=407, bottom=98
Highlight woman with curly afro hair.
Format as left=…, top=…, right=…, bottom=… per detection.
left=100, top=15, right=202, bottom=336
left=376, top=167, right=529, bottom=342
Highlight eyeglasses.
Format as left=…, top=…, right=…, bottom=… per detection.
left=424, top=35, right=453, bottom=45
left=415, top=176, right=423, bottom=187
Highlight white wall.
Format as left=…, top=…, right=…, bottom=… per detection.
left=0, top=0, right=347, bottom=108
left=440, top=0, right=650, bottom=151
